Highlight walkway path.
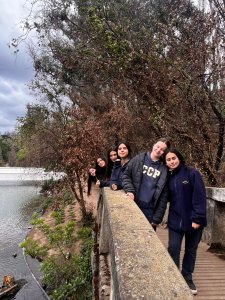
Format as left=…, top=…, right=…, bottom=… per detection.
left=157, top=227, right=225, bottom=300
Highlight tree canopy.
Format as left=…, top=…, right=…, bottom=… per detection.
left=14, top=0, right=225, bottom=188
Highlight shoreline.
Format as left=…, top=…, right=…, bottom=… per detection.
left=21, top=185, right=99, bottom=298
left=23, top=250, right=50, bottom=300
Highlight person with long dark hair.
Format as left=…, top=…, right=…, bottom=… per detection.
left=110, top=142, right=132, bottom=190
left=96, top=147, right=118, bottom=188
left=87, top=157, right=107, bottom=195
left=164, top=148, right=207, bottom=295
left=106, top=147, right=118, bottom=179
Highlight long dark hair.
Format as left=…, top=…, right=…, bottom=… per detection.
left=87, top=173, right=96, bottom=196
left=164, top=148, right=185, bottom=165
left=116, top=141, right=132, bottom=160
left=87, top=157, right=106, bottom=195
left=95, top=158, right=107, bottom=180
left=106, top=146, right=117, bottom=179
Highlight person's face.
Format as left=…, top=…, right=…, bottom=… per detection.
left=109, top=151, right=117, bottom=162
left=89, top=168, right=96, bottom=176
left=97, top=158, right=106, bottom=168
left=152, top=141, right=167, bottom=159
left=118, top=143, right=129, bottom=159
left=165, top=152, right=180, bottom=170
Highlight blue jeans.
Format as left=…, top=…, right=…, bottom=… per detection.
left=168, top=227, right=203, bottom=281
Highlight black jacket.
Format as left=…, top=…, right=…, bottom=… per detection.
left=122, top=152, right=168, bottom=224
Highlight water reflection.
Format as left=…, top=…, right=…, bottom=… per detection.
left=0, top=185, right=47, bottom=299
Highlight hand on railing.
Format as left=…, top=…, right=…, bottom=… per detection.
left=126, top=192, right=134, bottom=200
left=111, top=183, right=118, bottom=190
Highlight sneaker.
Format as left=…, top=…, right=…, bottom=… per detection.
left=186, top=280, right=198, bottom=295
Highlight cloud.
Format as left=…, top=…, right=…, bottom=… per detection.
left=0, top=77, right=33, bottom=133
left=0, top=46, right=34, bottom=82
left=0, top=0, right=35, bottom=134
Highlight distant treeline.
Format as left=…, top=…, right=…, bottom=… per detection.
left=0, top=134, right=17, bottom=166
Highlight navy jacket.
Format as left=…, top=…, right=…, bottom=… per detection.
left=99, top=179, right=110, bottom=188
left=168, top=164, right=207, bottom=232
left=110, top=160, right=129, bottom=190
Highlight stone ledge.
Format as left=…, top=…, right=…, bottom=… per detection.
left=99, top=188, right=193, bottom=300
left=206, top=187, right=225, bottom=203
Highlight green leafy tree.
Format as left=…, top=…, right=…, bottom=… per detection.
left=0, top=134, right=14, bottom=165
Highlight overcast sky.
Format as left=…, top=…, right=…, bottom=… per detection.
left=0, top=0, right=35, bottom=134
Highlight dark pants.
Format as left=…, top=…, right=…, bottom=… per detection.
left=168, top=227, right=203, bottom=281
left=140, top=208, right=156, bottom=231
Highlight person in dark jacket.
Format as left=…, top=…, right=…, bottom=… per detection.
left=105, top=147, right=118, bottom=179
left=96, top=147, right=118, bottom=188
left=87, top=157, right=107, bottom=195
left=164, top=148, right=207, bottom=295
left=122, top=138, right=170, bottom=229
left=110, top=142, right=132, bottom=190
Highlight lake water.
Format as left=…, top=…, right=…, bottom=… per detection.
left=0, top=170, right=52, bottom=299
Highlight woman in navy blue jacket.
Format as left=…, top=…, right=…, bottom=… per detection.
left=110, top=142, right=132, bottom=190
left=164, top=148, right=207, bottom=295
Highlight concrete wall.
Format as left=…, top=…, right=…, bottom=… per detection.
left=202, top=187, right=225, bottom=249
left=96, top=188, right=193, bottom=300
